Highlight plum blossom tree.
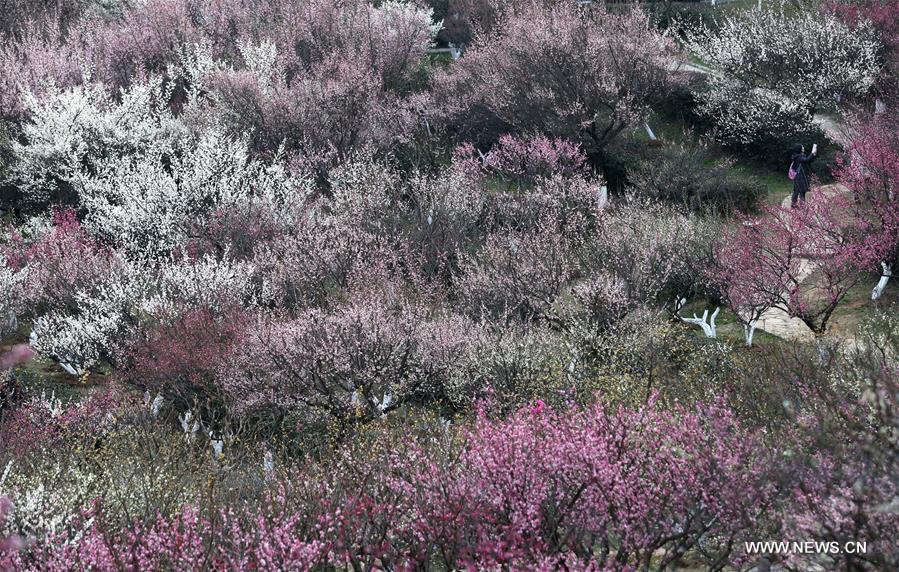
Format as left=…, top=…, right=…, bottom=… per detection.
left=684, top=5, right=881, bottom=151
left=440, top=3, right=675, bottom=166
left=433, top=0, right=505, bottom=46
left=184, top=0, right=440, bottom=164
left=6, top=78, right=187, bottom=208
left=483, top=133, right=587, bottom=190
left=714, top=193, right=873, bottom=336
left=2, top=209, right=120, bottom=319
left=779, top=310, right=899, bottom=570
left=580, top=202, right=703, bottom=314
left=456, top=223, right=577, bottom=323
left=77, top=128, right=307, bottom=257
left=29, top=252, right=256, bottom=374
left=685, top=5, right=881, bottom=115
left=835, top=113, right=899, bottom=299
left=226, top=290, right=434, bottom=429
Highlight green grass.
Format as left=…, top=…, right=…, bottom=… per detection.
left=827, top=271, right=899, bottom=339
left=729, top=163, right=794, bottom=205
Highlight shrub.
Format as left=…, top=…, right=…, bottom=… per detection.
left=580, top=201, right=703, bottom=309
left=29, top=253, right=256, bottom=373
left=437, top=3, right=675, bottom=166
left=456, top=224, right=578, bottom=323
left=123, top=305, right=249, bottom=414
left=77, top=128, right=306, bottom=257
left=682, top=5, right=881, bottom=164
left=7, top=398, right=787, bottom=571
left=225, top=289, right=439, bottom=428
left=628, top=139, right=765, bottom=213
left=0, top=495, right=23, bottom=569
left=186, top=0, right=440, bottom=164
left=2, top=208, right=118, bottom=317
left=768, top=309, right=899, bottom=570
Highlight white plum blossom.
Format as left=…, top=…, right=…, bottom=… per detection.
left=683, top=4, right=881, bottom=146
left=8, top=78, right=188, bottom=205
left=78, top=129, right=308, bottom=256
left=685, top=5, right=880, bottom=108
left=30, top=254, right=257, bottom=370
left=0, top=254, right=27, bottom=336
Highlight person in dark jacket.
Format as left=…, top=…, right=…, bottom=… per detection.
left=790, top=143, right=817, bottom=208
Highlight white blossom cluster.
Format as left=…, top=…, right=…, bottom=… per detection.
left=698, top=81, right=815, bottom=146
left=30, top=254, right=256, bottom=372
left=147, top=253, right=257, bottom=312
left=0, top=254, right=27, bottom=336
left=78, top=128, right=307, bottom=256
left=2, top=463, right=98, bottom=541
left=8, top=78, right=188, bottom=206
left=684, top=4, right=881, bottom=145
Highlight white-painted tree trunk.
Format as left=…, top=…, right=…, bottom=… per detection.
left=597, top=185, right=609, bottom=210
left=681, top=306, right=720, bottom=338
left=60, top=362, right=82, bottom=376
left=872, top=262, right=892, bottom=301
left=263, top=448, right=275, bottom=481
left=744, top=320, right=758, bottom=347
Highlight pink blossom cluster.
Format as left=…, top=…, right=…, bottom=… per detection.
left=1, top=209, right=116, bottom=315
left=485, top=134, right=587, bottom=187
left=0, top=384, right=125, bottom=457
left=714, top=192, right=879, bottom=334
left=835, top=114, right=899, bottom=270
left=9, top=398, right=779, bottom=571
left=0, top=496, right=23, bottom=571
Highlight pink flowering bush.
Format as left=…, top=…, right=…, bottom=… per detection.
left=122, top=305, right=250, bottom=413
left=2, top=209, right=116, bottom=316
left=401, top=399, right=779, bottom=569
left=485, top=133, right=587, bottom=189
left=457, top=224, right=578, bottom=322
left=439, top=3, right=675, bottom=165
left=714, top=193, right=875, bottom=335
left=0, top=383, right=123, bottom=457
left=224, top=280, right=475, bottom=427
left=8, top=398, right=787, bottom=571
left=192, top=0, right=438, bottom=164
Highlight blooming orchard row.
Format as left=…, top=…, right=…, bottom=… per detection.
left=0, top=0, right=897, bottom=570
